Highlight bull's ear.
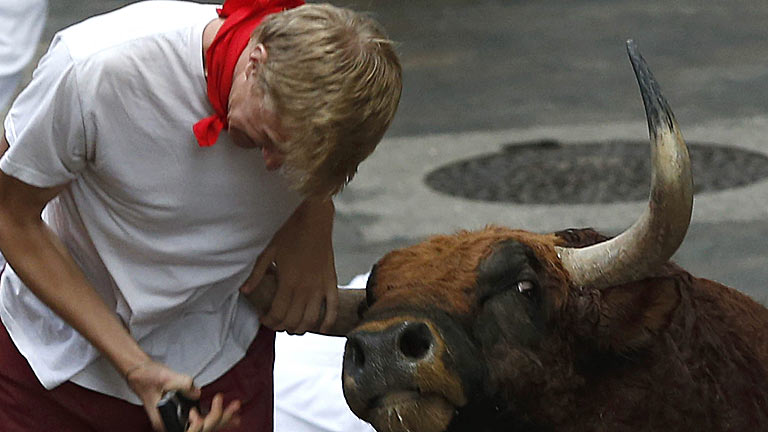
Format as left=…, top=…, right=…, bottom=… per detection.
left=578, top=276, right=681, bottom=352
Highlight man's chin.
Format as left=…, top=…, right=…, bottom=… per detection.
left=365, top=391, right=456, bottom=432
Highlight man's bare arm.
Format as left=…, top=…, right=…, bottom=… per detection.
left=0, top=164, right=151, bottom=375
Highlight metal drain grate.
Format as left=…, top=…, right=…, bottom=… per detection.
left=425, top=140, right=768, bottom=204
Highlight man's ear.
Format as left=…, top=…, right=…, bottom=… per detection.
left=250, top=43, right=268, bottom=64
left=246, top=43, right=268, bottom=77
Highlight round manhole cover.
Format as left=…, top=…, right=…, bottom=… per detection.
left=425, top=140, right=768, bottom=204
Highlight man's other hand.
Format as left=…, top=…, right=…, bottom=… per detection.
left=240, top=198, right=338, bottom=335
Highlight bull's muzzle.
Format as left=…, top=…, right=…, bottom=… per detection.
left=344, top=320, right=435, bottom=399
left=343, top=319, right=462, bottom=432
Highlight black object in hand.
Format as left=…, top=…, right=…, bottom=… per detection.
left=157, top=390, right=200, bottom=432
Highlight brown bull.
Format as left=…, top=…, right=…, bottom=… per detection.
left=335, top=41, right=768, bottom=431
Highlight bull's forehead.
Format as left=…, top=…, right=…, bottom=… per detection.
left=368, top=227, right=563, bottom=316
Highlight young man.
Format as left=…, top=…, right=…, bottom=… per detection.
left=0, top=1, right=402, bottom=431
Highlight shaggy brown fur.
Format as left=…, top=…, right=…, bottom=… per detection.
left=353, top=226, right=768, bottom=432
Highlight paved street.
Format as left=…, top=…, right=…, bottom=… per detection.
left=8, top=0, right=768, bottom=301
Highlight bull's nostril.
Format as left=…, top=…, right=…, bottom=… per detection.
left=348, top=338, right=366, bottom=369
left=399, top=322, right=433, bottom=360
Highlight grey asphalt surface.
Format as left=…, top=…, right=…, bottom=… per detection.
left=9, top=0, right=768, bottom=302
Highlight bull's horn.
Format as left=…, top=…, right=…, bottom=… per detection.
left=244, top=272, right=365, bottom=336
left=555, top=40, right=693, bottom=288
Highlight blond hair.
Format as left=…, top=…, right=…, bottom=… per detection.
left=251, top=3, right=402, bottom=197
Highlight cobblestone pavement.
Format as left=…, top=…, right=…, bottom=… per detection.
left=9, top=0, right=768, bottom=300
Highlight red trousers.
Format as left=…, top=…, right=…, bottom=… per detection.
left=0, top=318, right=276, bottom=432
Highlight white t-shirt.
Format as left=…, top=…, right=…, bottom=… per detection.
left=0, top=1, right=302, bottom=404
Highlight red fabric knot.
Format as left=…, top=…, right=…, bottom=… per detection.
left=193, top=0, right=304, bottom=147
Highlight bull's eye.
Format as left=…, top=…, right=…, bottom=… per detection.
left=478, top=277, right=539, bottom=307
left=517, top=280, right=536, bottom=298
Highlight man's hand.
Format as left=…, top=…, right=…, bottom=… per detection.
left=241, top=198, right=338, bottom=335
left=126, top=360, right=241, bottom=432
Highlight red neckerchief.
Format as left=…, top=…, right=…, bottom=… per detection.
left=193, top=0, right=304, bottom=147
